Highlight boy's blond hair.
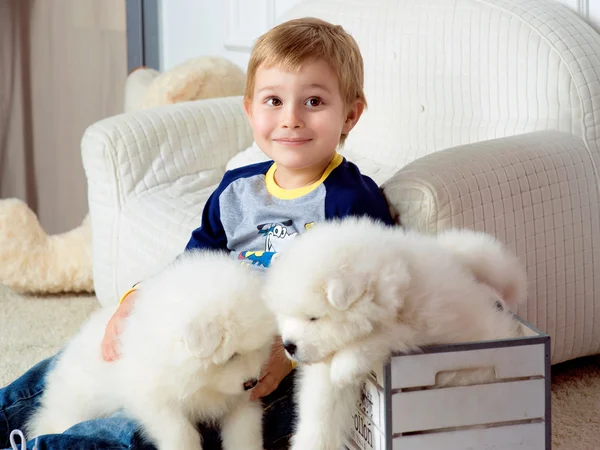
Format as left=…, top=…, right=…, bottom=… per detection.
left=245, top=17, right=367, bottom=144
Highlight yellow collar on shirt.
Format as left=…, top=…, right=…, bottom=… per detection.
left=265, top=153, right=343, bottom=200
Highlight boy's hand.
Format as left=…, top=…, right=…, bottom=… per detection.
left=101, top=291, right=137, bottom=361
left=249, top=336, right=294, bottom=400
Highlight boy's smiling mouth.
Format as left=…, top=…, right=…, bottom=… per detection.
left=273, top=138, right=312, bottom=146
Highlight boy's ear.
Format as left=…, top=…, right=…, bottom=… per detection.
left=342, top=100, right=365, bottom=134
left=244, top=98, right=253, bottom=120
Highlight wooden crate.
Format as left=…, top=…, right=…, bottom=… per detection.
left=344, top=317, right=551, bottom=450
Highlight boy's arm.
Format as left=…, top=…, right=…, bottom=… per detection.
left=184, top=190, right=229, bottom=253
left=327, top=176, right=396, bottom=226
left=349, top=187, right=395, bottom=225
left=102, top=288, right=138, bottom=361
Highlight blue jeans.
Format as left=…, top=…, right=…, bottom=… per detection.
left=0, top=355, right=296, bottom=450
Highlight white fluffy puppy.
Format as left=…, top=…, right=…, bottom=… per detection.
left=26, top=251, right=275, bottom=450
left=263, top=217, right=527, bottom=450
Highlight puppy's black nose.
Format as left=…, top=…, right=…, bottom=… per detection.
left=283, top=341, right=297, bottom=356
left=243, top=379, right=258, bottom=391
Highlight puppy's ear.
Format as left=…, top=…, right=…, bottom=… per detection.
left=210, top=328, right=233, bottom=366
left=183, top=322, right=224, bottom=359
left=374, top=259, right=410, bottom=311
left=326, top=276, right=370, bottom=311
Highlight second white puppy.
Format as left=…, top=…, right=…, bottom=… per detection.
left=26, top=250, right=275, bottom=450
left=264, top=217, right=527, bottom=450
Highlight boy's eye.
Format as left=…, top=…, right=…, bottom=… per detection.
left=305, top=97, right=322, bottom=107
left=265, top=97, right=282, bottom=107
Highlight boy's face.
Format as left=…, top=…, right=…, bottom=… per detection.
left=244, top=59, right=363, bottom=174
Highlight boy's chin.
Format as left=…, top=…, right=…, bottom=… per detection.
left=271, top=150, right=335, bottom=171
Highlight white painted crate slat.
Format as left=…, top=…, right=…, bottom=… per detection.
left=392, top=379, right=546, bottom=433
left=392, top=422, right=546, bottom=450
left=388, top=343, right=546, bottom=389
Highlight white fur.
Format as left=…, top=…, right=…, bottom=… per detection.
left=26, top=251, right=275, bottom=450
left=435, top=228, right=527, bottom=312
left=263, top=217, right=527, bottom=450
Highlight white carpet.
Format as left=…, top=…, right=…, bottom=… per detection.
left=0, top=283, right=98, bottom=386
left=1, top=283, right=599, bottom=449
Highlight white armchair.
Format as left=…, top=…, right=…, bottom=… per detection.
left=82, top=97, right=253, bottom=304
left=82, top=0, right=600, bottom=365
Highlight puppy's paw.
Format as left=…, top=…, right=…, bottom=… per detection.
left=330, top=350, right=367, bottom=387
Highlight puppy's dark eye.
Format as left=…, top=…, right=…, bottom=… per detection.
left=229, top=352, right=239, bottom=361
left=309, top=317, right=319, bottom=322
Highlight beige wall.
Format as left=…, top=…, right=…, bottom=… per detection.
left=0, top=0, right=127, bottom=234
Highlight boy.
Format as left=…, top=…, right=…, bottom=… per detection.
left=1, top=17, right=394, bottom=450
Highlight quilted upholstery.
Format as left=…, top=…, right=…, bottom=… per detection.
left=280, top=0, right=600, bottom=170
left=82, top=0, right=600, bottom=363
left=384, top=131, right=600, bottom=363
left=81, top=97, right=253, bottom=303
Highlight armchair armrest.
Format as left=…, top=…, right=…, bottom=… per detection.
left=81, top=95, right=252, bottom=205
left=382, top=130, right=600, bottom=363
left=80, top=96, right=253, bottom=304
left=383, top=131, right=598, bottom=236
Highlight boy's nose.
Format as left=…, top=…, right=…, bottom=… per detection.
left=281, top=106, right=304, bottom=129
